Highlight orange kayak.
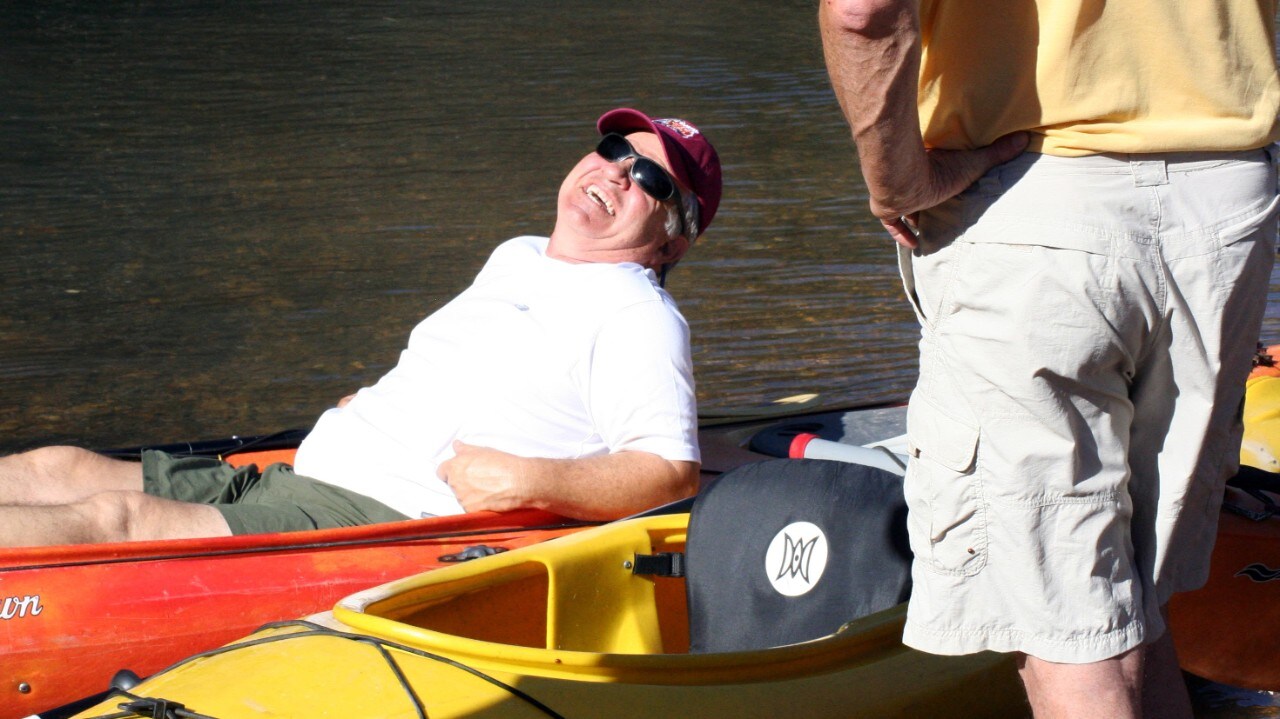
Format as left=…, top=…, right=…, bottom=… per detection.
left=1170, top=495, right=1280, bottom=691
left=1169, top=346, right=1280, bottom=691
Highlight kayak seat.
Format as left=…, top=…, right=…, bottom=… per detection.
left=683, top=458, right=912, bottom=653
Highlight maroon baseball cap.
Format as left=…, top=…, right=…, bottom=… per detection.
left=597, top=108, right=722, bottom=236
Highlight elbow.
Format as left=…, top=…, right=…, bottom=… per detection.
left=638, top=460, right=700, bottom=515
left=823, top=0, right=910, bottom=37
left=671, top=461, right=701, bottom=501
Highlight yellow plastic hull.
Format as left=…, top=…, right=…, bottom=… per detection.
left=72, top=514, right=1029, bottom=718
left=1241, top=374, right=1280, bottom=472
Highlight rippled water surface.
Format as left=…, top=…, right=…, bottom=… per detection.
left=0, top=1, right=904, bottom=451
left=2, top=2, right=1280, bottom=455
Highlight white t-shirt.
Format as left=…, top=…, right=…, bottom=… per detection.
left=293, top=236, right=700, bottom=518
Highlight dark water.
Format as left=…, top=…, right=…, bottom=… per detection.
left=2, top=1, right=1280, bottom=457
left=0, top=1, right=917, bottom=452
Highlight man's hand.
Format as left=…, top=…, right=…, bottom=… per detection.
left=876, top=132, right=1029, bottom=249
left=436, top=440, right=531, bottom=514
left=820, top=0, right=1029, bottom=249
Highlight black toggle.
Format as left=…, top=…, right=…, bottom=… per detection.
left=118, top=698, right=188, bottom=719
left=631, top=552, right=686, bottom=577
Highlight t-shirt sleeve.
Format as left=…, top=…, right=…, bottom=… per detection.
left=586, top=298, right=700, bottom=463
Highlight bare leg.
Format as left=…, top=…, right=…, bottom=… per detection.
left=1018, top=648, right=1142, bottom=719
left=0, top=491, right=231, bottom=546
left=0, top=446, right=144, bottom=504
left=1141, top=609, right=1193, bottom=719
left=1017, top=605, right=1192, bottom=719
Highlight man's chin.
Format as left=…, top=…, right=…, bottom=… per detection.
left=554, top=208, right=617, bottom=241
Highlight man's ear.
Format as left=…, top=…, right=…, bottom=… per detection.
left=660, top=235, right=691, bottom=265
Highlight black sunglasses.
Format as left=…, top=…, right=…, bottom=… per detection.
left=595, top=133, right=681, bottom=205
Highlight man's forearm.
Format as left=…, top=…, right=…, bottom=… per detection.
left=819, top=0, right=928, bottom=218
left=516, top=452, right=699, bottom=521
left=438, top=441, right=699, bottom=521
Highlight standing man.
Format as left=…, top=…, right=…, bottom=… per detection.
left=820, top=2, right=1279, bottom=717
left=0, top=108, right=722, bottom=545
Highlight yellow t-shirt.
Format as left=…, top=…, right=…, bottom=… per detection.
left=918, top=1, right=1280, bottom=156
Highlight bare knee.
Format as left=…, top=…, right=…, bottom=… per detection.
left=73, top=491, right=141, bottom=543
left=75, top=491, right=230, bottom=543
left=0, top=446, right=142, bottom=503
left=17, top=445, right=98, bottom=477
left=1, top=490, right=143, bottom=545
left=0, top=491, right=228, bottom=546
left=823, top=0, right=910, bottom=36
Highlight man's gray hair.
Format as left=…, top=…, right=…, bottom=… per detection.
left=664, top=187, right=701, bottom=241
left=657, top=187, right=700, bottom=287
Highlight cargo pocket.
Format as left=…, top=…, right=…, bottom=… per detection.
left=905, top=394, right=987, bottom=576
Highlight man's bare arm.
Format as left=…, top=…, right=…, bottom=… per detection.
left=819, top=0, right=1026, bottom=247
left=437, top=441, right=699, bottom=521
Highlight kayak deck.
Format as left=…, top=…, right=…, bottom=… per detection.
left=69, top=513, right=1030, bottom=718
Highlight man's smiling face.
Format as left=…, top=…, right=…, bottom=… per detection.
left=549, top=131, right=687, bottom=268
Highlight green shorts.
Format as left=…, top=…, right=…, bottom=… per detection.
left=141, top=450, right=411, bottom=535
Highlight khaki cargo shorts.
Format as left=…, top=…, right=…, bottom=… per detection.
left=897, top=147, right=1278, bottom=663
left=142, top=450, right=410, bottom=535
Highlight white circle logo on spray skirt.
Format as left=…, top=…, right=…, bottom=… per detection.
left=765, top=521, right=828, bottom=596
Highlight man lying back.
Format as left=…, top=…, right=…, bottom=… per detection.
left=0, top=108, right=722, bottom=545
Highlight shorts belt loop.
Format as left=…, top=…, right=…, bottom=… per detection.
left=1130, top=157, right=1168, bottom=188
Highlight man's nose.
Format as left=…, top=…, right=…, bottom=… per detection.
left=601, top=157, right=633, bottom=185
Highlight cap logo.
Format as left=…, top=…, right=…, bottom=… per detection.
left=764, top=521, right=829, bottom=597
left=654, top=118, right=700, bottom=139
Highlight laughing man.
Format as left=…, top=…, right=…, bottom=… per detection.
left=0, top=108, right=721, bottom=545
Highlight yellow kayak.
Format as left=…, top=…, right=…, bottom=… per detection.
left=67, top=459, right=1029, bottom=719
left=1240, top=373, right=1280, bottom=472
